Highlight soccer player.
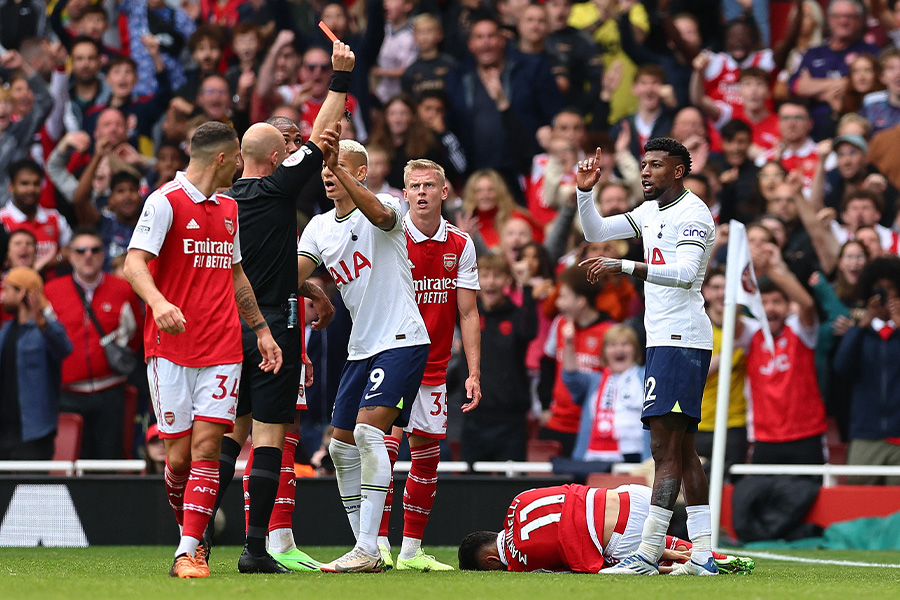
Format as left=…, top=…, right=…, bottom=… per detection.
left=298, top=132, right=430, bottom=573
left=575, top=138, right=718, bottom=575
left=376, top=159, right=481, bottom=571
left=458, top=483, right=754, bottom=574
left=123, top=121, right=282, bottom=579
left=207, top=40, right=352, bottom=575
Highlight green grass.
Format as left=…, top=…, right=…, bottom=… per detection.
left=1, top=547, right=899, bottom=600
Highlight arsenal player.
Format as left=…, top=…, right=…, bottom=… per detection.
left=124, top=122, right=282, bottom=578
left=377, top=159, right=481, bottom=570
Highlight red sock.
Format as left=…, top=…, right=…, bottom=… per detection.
left=378, top=435, right=401, bottom=538
left=403, top=441, right=440, bottom=540
left=269, top=432, right=300, bottom=532
left=243, top=446, right=254, bottom=535
left=164, top=459, right=189, bottom=526
left=181, top=460, right=219, bottom=540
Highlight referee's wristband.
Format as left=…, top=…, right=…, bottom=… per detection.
left=329, top=70, right=352, bottom=93
left=250, top=320, right=269, bottom=332
left=621, top=260, right=635, bottom=275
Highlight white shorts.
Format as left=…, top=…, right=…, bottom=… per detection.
left=148, top=357, right=242, bottom=438
left=404, top=383, right=447, bottom=439
left=604, top=484, right=651, bottom=562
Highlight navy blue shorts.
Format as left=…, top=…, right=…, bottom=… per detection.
left=642, top=346, right=712, bottom=433
left=331, top=344, right=429, bottom=432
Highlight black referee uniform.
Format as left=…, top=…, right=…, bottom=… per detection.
left=228, top=141, right=323, bottom=424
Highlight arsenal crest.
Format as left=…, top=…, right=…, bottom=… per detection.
left=164, top=412, right=175, bottom=425
left=741, top=263, right=757, bottom=294
left=224, top=217, right=234, bottom=235
left=443, top=253, right=457, bottom=272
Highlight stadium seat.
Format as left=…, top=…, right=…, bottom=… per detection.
left=122, top=385, right=138, bottom=459
left=527, top=439, right=563, bottom=462
left=54, top=413, right=84, bottom=462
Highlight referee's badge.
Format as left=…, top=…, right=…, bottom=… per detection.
left=224, top=217, right=234, bottom=235
left=443, top=253, right=457, bottom=272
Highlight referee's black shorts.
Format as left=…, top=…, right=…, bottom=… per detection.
left=237, top=307, right=301, bottom=424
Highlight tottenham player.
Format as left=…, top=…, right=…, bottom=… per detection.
left=457, top=484, right=754, bottom=574
left=124, top=122, right=282, bottom=578
left=376, top=159, right=481, bottom=571
left=575, top=138, right=718, bottom=576
left=298, top=131, right=430, bottom=573
left=207, top=40, right=352, bottom=575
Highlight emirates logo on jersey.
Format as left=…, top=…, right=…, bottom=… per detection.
left=224, top=218, right=234, bottom=235
left=443, top=253, right=457, bottom=272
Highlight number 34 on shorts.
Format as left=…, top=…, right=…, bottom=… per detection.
left=405, top=382, right=448, bottom=439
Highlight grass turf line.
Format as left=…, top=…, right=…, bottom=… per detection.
left=1, top=547, right=899, bottom=600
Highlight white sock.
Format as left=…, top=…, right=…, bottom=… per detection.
left=329, top=438, right=362, bottom=539
left=636, top=505, right=673, bottom=563
left=353, top=423, right=391, bottom=556
left=377, top=535, right=391, bottom=551
left=399, top=536, right=422, bottom=560
left=686, top=505, right=713, bottom=563
left=175, top=535, right=200, bottom=558
left=267, top=527, right=296, bottom=554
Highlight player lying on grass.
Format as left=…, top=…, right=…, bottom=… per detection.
left=458, top=483, right=754, bottom=574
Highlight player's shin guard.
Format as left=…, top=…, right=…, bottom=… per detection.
left=354, top=423, right=391, bottom=556
left=329, top=437, right=362, bottom=539
left=267, top=432, right=300, bottom=554
left=164, top=459, right=190, bottom=526
left=378, top=435, right=401, bottom=541
left=246, top=446, right=282, bottom=555
left=685, top=505, right=713, bottom=563
left=178, top=460, right=219, bottom=556
left=399, top=441, right=440, bottom=560
left=636, top=505, right=673, bottom=563
left=242, top=446, right=254, bottom=534
left=205, top=436, right=241, bottom=540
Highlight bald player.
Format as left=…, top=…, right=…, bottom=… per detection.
left=206, top=40, right=354, bottom=574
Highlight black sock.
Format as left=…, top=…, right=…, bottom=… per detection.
left=206, top=436, right=242, bottom=540
left=246, top=445, right=282, bottom=556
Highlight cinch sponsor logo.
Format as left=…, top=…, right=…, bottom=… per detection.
left=682, top=227, right=707, bottom=238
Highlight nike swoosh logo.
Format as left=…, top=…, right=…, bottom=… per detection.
left=364, top=392, right=382, bottom=400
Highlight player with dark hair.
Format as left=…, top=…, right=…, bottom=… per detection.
left=457, top=483, right=754, bottom=574
left=124, top=121, right=282, bottom=578
left=575, top=137, right=718, bottom=575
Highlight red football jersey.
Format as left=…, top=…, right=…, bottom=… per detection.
left=703, top=49, right=775, bottom=114
left=544, top=316, right=612, bottom=434
left=746, top=315, right=827, bottom=443
left=756, top=139, right=819, bottom=193
left=0, top=204, right=73, bottom=268
left=404, top=215, right=479, bottom=385
left=500, top=484, right=610, bottom=573
left=132, top=177, right=243, bottom=367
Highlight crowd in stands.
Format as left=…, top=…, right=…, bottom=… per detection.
left=0, top=0, right=898, bottom=489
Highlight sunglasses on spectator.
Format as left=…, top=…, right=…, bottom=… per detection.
left=303, top=63, right=332, bottom=71
left=73, top=246, right=103, bottom=255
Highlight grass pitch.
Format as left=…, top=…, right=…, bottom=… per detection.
left=2, top=546, right=899, bottom=600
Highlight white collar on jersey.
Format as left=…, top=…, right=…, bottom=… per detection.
left=3, top=201, right=50, bottom=223
left=403, top=212, right=448, bottom=243
left=175, top=171, right=220, bottom=204
left=496, top=531, right=509, bottom=566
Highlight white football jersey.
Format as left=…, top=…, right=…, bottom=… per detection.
left=298, top=193, right=430, bottom=360
left=628, top=190, right=715, bottom=349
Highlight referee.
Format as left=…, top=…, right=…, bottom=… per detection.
left=209, top=41, right=356, bottom=574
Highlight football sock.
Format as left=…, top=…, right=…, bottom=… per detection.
left=179, top=460, right=219, bottom=556
left=205, top=436, right=241, bottom=539
left=329, top=438, right=361, bottom=539
left=354, top=423, right=391, bottom=556
left=267, top=432, right=300, bottom=554
left=378, top=435, right=401, bottom=539
left=164, top=459, right=189, bottom=526
left=636, top=505, right=673, bottom=563
left=685, top=505, right=713, bottom=563
left=246, top=446, right=281, bottom=556
left=242, top=446, right=254, bottom=534
left=399, top=441, right=441, bottom=560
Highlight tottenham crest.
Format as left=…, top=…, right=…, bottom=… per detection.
left=443, top=253, right=457, bottom=272
left=224, top=217, right=234, bottom=235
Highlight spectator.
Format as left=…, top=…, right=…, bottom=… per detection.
left=401, top=13, right=456, bottom=101
left=63, top=36, right=111, bottom=132
left=764, top=181, right=821, bottom=282
left=364, top=146, right=403, bottom=203
left=0, top=159, right=71, bottom=276
left=0, top=266, right=72, bottom=460
left=143, top=423, right=165, bottom=474
left=459, top=254, right=536, bottom=463
left=73, top=165, right=143, bottom=268
left=459, top=169, right=542, bottom=252
left=855, top=223, right=886, bottom=259
left=832, top=256, right=900, bottom=484
left=224, top=23, right=261, bottom=102
left=859, top=48, right=900, bottom=136
left=539, top=265, right=613, bottom=457
left=790, top=0, right=879, bottom=139
left=0, top=0, right=45, bottom=51
left=830, top=188, right=899, bottom=255
left=559, top=322, right=645, bottom=467
left=755, top=100, right=819, bottom=194
left=821, top=134, right=898, bottom=226
left=842, top=52, right=883, bottom=116
left=775, top=0, right=825, bottom=101
left=526, top=109, right=588, bottom=229
left=610, top=65, right=675, bottom=160
left=45, top=228, right=142, bottom=459
left=176, top=25, right=227, bottom=106
left=48, top=2, right=117, bottom=62
left=543, top=0, right=603, bottom=111
left=0, top=49, right=53, bottom=207
left=146, top=143, right=187, bottom=191
left=415, top=90, right=466, bottom=186
left=4, top=229, right=37, bottom=271
left=716, top=119, right=764, bottom=224
left=372, top=0, right=416, bottom=105
left=746, top=246, right=827, bottom=465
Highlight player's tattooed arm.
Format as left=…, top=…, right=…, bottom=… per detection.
left=299, top=279, right=335, bottom=330
left=233, top=263, right=283, bottom=373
